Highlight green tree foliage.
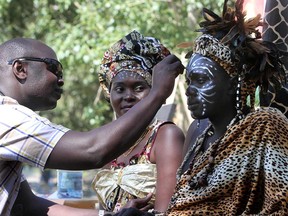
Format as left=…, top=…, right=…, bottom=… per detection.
left=0, top=0, right=221, bottom=130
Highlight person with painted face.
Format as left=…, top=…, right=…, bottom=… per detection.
left=166, top=0, right=288, bottom=215
left=92, top=30, right=185, bottom=215
left=0, top=36, right=184, bottom=216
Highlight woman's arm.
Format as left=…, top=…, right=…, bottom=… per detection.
left=150, top=123, right=185, bottom=212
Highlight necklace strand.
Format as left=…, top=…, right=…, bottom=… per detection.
left=122, top=128, right=150, bottom=157
left=122, top=119, right=157, bottom=157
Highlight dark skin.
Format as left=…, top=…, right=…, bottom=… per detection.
left=106, top=71, right=184, bottom=212
left=181, top=118, right=210, bottom=173
left=0, top=38, right=184, bottom=216
left=112, top=54, right=239, bottom=216
left=182, top=54, right=237, bottom=172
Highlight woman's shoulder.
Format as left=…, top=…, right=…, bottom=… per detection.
left=155, top=119, right=185, bottom=138
left=150, top=120, right=184, bottom=155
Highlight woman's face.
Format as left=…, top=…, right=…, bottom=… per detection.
left=110, top=70, right=151, bottom=118
left=185, top=54, right=233, bottom=119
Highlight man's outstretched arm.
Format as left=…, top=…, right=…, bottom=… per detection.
left=46, top=54, right=184, bottom=170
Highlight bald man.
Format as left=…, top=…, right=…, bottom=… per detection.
left=0, top=38, right=184, bottom=216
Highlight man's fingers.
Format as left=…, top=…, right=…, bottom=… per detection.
left=138, top=193, right=153, bottom=211
left=161, top=54, right=181, bottom=64
left=172, top=60, right=185, bottom=75
left=164, top=55, right=185, bottom=75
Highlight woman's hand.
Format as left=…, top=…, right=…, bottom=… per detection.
left=123, top=193, right=154, bottom=211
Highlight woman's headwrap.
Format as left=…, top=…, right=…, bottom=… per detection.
left=180, top=0, right=287, bottom=116
left=98, top=30, right=170, bottom=100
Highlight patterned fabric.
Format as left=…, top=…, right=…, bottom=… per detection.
left=0, top=96, right=69, bottom=216
left=92, top=120, right=169, bottom=212
left=192, top=34, right=235, bottom=76
left=261, top=0, right=288, bottom=118
left=167, top=107, right=288, bottom=215
left=98, top=30, right=170, bottom=100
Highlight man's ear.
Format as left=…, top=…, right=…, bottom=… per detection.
left=12, top=61, right=27, bottom=80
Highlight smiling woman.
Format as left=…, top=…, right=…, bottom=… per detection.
left=92, top=30, right=185, bottom=214
left=109, top=71, right=151, bottom=117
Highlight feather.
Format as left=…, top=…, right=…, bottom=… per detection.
left=179, top=0, right=287, bottom=91
left=177, top=42, right=194, bottom=48
left=202, top=8, right=221, bottom=23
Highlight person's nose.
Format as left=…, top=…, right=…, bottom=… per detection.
left=123, top=90, right=135, bottom=101
left=186, top=85, right=198, bottom=97
left=57, top=77, right=64, bottom=87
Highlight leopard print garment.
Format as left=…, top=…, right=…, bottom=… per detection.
left=167, top=107, right=288, bottom=215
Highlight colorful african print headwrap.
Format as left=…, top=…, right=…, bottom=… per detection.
left=180, top=0, right=287, bottom=115
left=98, top=30, right=171, bottom=100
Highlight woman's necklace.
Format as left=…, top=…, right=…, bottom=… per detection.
left=122, top=128, right=150, bottom=157
left=122, top=119, right=157, bottom=157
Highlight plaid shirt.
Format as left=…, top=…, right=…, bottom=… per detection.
left=0, top=96, right=69, bottom=215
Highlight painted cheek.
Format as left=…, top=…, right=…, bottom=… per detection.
left=197, top=84, right=217, bottom=115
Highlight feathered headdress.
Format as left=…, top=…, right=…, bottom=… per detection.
left=180, top=0, right=287, bottom=114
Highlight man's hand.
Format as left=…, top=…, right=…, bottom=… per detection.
left=113, top=208, right=154, bottom=216
left=109, top=194, right=154, bottom=216
left=151, top=54, right=184, bottom=103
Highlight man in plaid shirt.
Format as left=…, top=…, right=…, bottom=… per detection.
left=0, top=37, right=183, bottom=215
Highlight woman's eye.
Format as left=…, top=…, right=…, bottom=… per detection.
left=114, top=86, right=124, bottom=93
left=135, top=85, right=144, bottom=92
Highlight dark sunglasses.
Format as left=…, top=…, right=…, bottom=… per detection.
left=7, top=57, right=63, bottom=79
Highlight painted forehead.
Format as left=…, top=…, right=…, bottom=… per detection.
left=112, top=70, right=146, bottom=82
left=186, top=55, right=218, bottom=77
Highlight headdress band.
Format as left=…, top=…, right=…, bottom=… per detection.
left=192, top=34, right=236, bottom=77
left=98, top=30, right=170, bottom=100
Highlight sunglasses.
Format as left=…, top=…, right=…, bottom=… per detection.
left=7, top=57, right=63, bottom=79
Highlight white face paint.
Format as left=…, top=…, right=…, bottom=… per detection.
left=185, top=53, right=233, bottom=120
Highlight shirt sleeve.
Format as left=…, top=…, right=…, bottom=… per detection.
left=0, top=104, right=70, bottom=170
